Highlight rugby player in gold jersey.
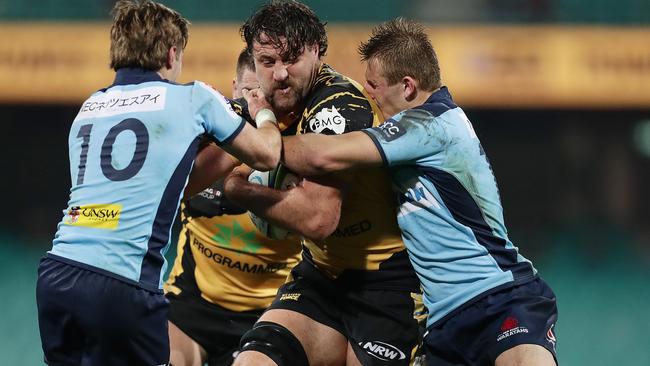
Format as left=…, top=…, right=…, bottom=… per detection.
left=164, top=49, right=302, bottom=366
left=222, top=2, right=424, bottom=365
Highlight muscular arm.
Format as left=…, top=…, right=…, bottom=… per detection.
left=282, top=131, right=383, bottom=176
left=221, top=119, right=281, bottom=172
left=185, top=143, right=240, bottom=197
left=223, top=167, right=342, bottom=242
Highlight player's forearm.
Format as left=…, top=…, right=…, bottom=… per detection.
left=274, top=178, right=342, bottom=241
left=185, top=145, right=239, bottom=197
left=251, top=120, right=282, bottom=170
left=282, top=132, right=382, bottom=176
left=282, top=134, right=338, bottom=175
left=223, top=117, right=281, bottom=172
left=224, top=172, right=341, bottom=241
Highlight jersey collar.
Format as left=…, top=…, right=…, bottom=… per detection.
left=425, top=86, right=454, bottom=105
left=111, top=68, right=166, bottom=87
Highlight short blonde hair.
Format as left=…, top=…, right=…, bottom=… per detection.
left=359, top=18, right=440, bottom=91
left=110, top=0, right=189, bottom=71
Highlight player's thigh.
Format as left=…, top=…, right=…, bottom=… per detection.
left=167, top=291, right=263, bottom=365
left=346, top=342, right=363, bottom=366
left=495, top=344, right=556, bottom=366
left=169, top=321, right=207, bottom=366
left=346, top=290, right=420, bottom=366
left=79, top=275, right=170, bottom=366
left=237, top=308, right=347, bottom=366
left=424, top=278, right=558, bottom=366
left=36, top=258, right=85, bottom=365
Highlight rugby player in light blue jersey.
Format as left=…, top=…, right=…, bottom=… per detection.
left=35, top=1, right=281, bottom=365
left=278, top=19, right=558, bottom=366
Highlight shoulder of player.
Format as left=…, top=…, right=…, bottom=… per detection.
left=308, top=66, right=370, bottom=106
left=400, top=107, right=435, bottom=121
left=188, top=80, right=235, bottom=106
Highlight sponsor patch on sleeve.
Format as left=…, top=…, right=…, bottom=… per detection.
left=376, top=119, right=406, bottom=141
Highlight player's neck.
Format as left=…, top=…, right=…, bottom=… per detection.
left=408, top=87, right=437, bottom=109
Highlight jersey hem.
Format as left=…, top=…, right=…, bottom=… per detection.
left=46, top=253, right=163, bottom=293
left=426, top=273, right=538, bottom=330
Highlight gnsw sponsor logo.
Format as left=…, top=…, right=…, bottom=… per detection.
left=308, top=106, right=346, bottom=134
left=64, top=204, right=122, bottom=230
left=359, top=341, right=406, bottom=361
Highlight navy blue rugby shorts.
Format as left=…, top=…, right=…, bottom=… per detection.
left=423, top=277, right=558, bottom=366
left=36, top=256, right=170, bottom=366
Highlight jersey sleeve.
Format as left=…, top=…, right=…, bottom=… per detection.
left=362, top=108, right=448, bottom=167
left=229, top=97, right=255, bottom=125
left=303, top=86, right=374, bottom=135
left=192, top=81, right=246, bottom=145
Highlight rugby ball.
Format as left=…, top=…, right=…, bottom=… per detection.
left=247, top=165, right=300, bottom=240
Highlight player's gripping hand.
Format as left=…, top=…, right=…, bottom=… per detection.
left=184, top=179, right=246, bottom=218
left=242, top=88, right=273, bottom=125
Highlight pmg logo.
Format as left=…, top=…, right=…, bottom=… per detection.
left=309, top=106, right=346, bottom=134
left=358, top=341, right=406, bottom=361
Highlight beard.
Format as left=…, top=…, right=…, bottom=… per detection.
left=264, top=79, right=306, bottom=117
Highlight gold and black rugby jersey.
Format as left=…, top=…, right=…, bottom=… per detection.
left=164, top=101, right=301, bottom=312
left=165, top=206, right=301, bottom=312
left=294, top=64, right=410, bottom=279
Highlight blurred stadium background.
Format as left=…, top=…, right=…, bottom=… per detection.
left=1, top=0, right=649, bottom=364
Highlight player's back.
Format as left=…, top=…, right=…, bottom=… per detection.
left=50, top=68, right=242, bottom=291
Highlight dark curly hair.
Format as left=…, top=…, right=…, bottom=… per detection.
left=240, top=0, right=327, bottom=61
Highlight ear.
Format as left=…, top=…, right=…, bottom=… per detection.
left=403, top=76, right=418, bottom=101
left=308, top=43, right=320, bottom=58
left=231, top=78, right=238, bottom=98
left=166, top=46, right=178, bottom=69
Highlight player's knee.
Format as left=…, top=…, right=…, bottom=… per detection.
left=239, top=321, right=309, bottom=366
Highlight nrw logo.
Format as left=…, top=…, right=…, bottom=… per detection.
left=309, top=106, right=346, bottom=134
left=497, top=316, right=529, bottom=342
left=359, top=341, right=406, bottom=361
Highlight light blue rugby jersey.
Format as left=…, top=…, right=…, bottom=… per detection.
left=363, top=87, right=536, bottom=327
left=49, top=68, right=245, bottom=292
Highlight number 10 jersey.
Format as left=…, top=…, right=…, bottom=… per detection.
left=49, top=68, right=245, bottom=292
